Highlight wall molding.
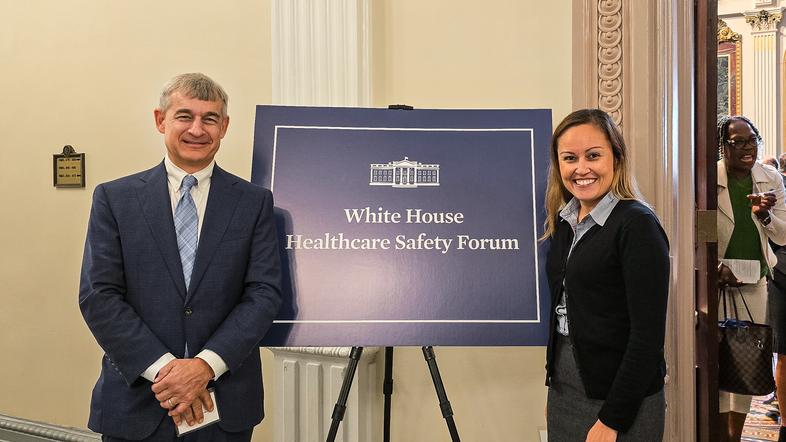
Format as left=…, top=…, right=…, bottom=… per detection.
left=657, top=1, right=697, bottom=440
left=573, top=0, right=697, bottom=440
left=743, top=7, right=783, bottom=159
left=273, top=346, right=353, bottom=359
left=271, top=0, right=372, bottom=107
left=598, top=0, right=624, bottom=126
left=0, top=414, right=99, bottom=442
left=270, top=1, right=376, bottom=439
left=756, top=0, right=778, bottom=8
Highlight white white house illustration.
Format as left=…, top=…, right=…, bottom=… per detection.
left=369, top=157, right=440, bottom=188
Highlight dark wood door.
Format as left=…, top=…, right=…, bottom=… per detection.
left=695, top=1, right=719, bottom=441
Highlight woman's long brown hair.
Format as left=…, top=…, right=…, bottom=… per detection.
left=542, top=109, right=645, bottom=239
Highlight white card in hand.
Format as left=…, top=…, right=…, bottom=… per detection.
left=722, top=259, right=761, bottom=284
left=176, top=389, right=220, bottom=437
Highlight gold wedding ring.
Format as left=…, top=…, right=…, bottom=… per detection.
left=168, top=398, right=175, bottom=408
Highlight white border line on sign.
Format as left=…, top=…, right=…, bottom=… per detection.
left=271, top=125, right=541, bottom=324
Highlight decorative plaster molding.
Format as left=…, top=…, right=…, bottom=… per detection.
left=598, top=0, right=623, bottom=127
left=0, top=414, right=99, bottom=441
left=717, top=19, right=743, bottom=116
left=718, top=19, right=742, bottom=42
left=273, top=347, right=352, bottom=358
left=744, top=8, right=783, bottom=33
left=271, top=346, right=380, bottom=361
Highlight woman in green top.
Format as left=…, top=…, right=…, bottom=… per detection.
left=717, top=115, right=786, bottom=442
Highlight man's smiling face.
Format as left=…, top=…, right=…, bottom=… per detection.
left=154, top=91, right=229, bottom=173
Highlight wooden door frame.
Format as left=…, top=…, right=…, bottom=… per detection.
left=695, top=1, right=719, bottom=441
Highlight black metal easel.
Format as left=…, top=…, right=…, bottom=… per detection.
left=326, top=104, right=460, bottom=442
left=421, top=346, right=461, bottom=441
left=383, top=346, right=394, bottom=441
left=325, top=345, right=461, bottom=442
left=326, top=347, right=364, bottom=442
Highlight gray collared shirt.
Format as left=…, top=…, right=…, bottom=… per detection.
left=555, top=193, right=620, bottom=336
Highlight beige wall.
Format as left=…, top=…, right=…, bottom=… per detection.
left=371, top=1, right=571, bottom=441
left=1, top=1, right=570, bottom=441
left=373, top=0, right=572, bottom=114
left=0, top=1, right=274, bottom=440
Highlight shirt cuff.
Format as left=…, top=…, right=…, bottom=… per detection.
left=196, top=349, right=228, bottom=380
left=141, top=353, right=176, bottom=382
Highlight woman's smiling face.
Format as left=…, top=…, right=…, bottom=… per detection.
left=556, top=123, right=615, bottom=215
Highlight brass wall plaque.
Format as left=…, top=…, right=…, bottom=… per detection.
left=53, top=145, right=85, bottom=188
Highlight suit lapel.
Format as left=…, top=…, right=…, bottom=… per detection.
left=186, top=166, right=241, bottom=303
left=138, top=162, right=187, bottom=300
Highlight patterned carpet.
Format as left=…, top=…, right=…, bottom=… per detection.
left=743, top=393, right=780, bottom=441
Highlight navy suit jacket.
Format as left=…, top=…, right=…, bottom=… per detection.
left=79, top=162, right=282, bottom=439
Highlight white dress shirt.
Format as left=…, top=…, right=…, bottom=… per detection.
left=140, top=155, right=229, bottom=383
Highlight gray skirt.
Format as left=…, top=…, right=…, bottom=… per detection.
left=546, top=335, right=665, bottom=442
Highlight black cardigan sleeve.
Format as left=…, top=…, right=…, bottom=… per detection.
left=597, top=211, right=670, bottom=432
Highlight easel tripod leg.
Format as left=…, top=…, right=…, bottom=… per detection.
left=422, top=346, right=461, bottom=442
left=383, top=346, right=394, bottom=442
left=326, top=347, right=364, bottom=442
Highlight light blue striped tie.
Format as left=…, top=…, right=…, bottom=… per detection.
left=175, top=175, right=198, bottom=291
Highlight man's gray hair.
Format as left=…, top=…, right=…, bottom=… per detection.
left=159, top=73, right=229, bottom=116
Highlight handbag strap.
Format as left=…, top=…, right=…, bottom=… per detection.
left=720, top=286, right=729, bottom=319
left=719, top=286, right=739, bottom=320
left=730, top=286, right=740, bottom=319
left=719, top=285, right=758, bottom=323
left=733, top=286, right=757, bottom=323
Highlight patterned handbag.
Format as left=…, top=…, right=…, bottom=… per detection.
left=718, top=286, right=776, bottom=396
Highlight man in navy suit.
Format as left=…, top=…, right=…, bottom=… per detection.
left=79, top=73, right=282, bottom=441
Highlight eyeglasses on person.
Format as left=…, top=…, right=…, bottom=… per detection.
left=725, top=137, right=760, bottom=150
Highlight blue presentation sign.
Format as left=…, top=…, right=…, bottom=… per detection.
left=251, top=106, right=551, bottom=346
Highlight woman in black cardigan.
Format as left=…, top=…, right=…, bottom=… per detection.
left=543, top=109, right=670, bottom=441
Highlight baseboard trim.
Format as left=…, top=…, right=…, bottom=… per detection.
left=0, top=414, right=99, bottom=442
